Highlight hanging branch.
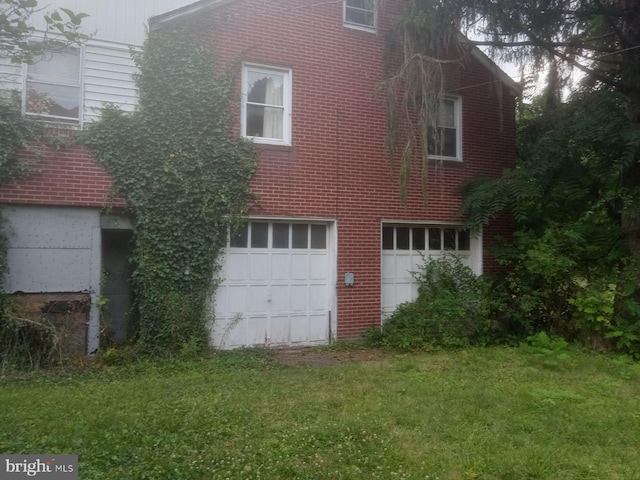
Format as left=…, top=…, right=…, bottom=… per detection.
left=384, top=4, right=465, bottom=205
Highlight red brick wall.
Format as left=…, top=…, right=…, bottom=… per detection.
left=200, top=0, right=517, bottom=339
left=0, top=134, right=123, bottom=208
left=1, top=0, right=517, bottom=341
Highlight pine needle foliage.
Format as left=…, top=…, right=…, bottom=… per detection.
left=383, top=1, right=467, bottom=204
left=85, top=26, right=256, bottom=356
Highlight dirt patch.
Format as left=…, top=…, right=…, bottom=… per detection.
left=273, top=347, right=388, bottom=367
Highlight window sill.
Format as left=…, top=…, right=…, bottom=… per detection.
left=343, top=22, right=377, bottom=34
left=254, top=143, right=294, bottom=153
left=429, top=155, right=463, bottom=163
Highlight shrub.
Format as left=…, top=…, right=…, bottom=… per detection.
left=368, top=254, right=496, bottom=350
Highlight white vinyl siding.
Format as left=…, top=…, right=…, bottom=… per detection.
left=4, top=0, right=198, bottom=125
left=83, top=42, right=139, bottom=123
left=0, top=57, right=24, bottom=92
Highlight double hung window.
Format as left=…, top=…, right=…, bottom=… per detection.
left=343, top=0, right=377, bottom=32
left=242, top=64, right=291, bottom=145
left=25, top=46, right=81, bottom=123
left=428, top=97, right=462, bottom=161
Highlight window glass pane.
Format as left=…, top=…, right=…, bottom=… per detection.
left=348, top=0, right=374, bottom=9
left=230, top=223, right=248, bottom=248
left=442, top=128, right=457, bottom=157
left=412, top=227, right=425, bottom=250
left=246, top=105, right=283, bottom=139
left=251, top=222, right=269, bottom=248
left=247, top=71, right=284, bottom=106
left=441, top=99, right=455, bottom=127
left=246, top=104, right=264, bottom=137
left=26, top=83, right=79, bottom=119
left=28, top=48, right=80, bottom=84
left=345, top=8, right=374, bottom=26
left=310, top=224, right=327, bottom=249
left=429, top=228, right=441, bottom=250
left=396, top=227, right=410, bottom=250
left=382, top=226, right=394, bottom=250
left=444, top=228, right=456, bottom=250
left=292, top=224, right=308, bottom=249
left=458, top=229, right=470, bottom=251
left=272, top=223, right=289, bottom=248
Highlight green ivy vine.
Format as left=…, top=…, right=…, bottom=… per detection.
left=85, top=26, right=256, bottom=356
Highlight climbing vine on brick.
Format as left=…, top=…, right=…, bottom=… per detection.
left=85, top=26, right=256, bottom=356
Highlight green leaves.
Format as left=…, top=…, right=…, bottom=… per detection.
left=85, top=26, right=256, bottom=356
left=1, top=1, right=88, bottom=65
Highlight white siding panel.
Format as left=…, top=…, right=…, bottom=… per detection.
left=82, top=42, right=139, bottom=123
left=0, top=57, right=23, bottom=92
left=29, top=0, right=198, bottom=46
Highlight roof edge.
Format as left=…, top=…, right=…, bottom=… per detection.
left=150, top=0, right=237, bottom=29
left=463, top=37, right=522, bottom=96
left=150, top=0, right=522, bottom=96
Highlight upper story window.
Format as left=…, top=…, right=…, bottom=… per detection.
left=25, top=46, right=82, bottom=124
left=429, top=97, right=462, bottom=161
left=343, top=0, right=377, bottom=32
left=241, top=64, right=292, bottom=146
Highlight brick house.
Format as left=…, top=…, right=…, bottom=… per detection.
left=0, top=0, right=519, bottom=352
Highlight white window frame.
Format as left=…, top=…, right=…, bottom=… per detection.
left=22, top=42, right=84, bottom=126
left=430, top=96, right=462, bottom=162
left=343, top=0, right=377, bottom=33
left=241, top=64, right=292, bottom=146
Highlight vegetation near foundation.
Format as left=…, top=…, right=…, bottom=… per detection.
left=85, top=26, right=256, bottom=356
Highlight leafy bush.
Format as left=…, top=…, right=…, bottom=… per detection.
left=367, top=255, right=496, bottom=350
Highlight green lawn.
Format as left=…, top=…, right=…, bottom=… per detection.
left=1, top=347, right=639, bottom=480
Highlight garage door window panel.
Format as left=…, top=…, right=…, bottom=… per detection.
left=272, top=223, right=289, bottom=248
left=251, top=222, right=269, bottom=248
left=292, top=224, right=309, bottom=249
left=230, top=223, right=249, bottom=248
left=310, top=224, right=327, bottom=249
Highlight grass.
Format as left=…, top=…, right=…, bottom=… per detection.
left=1, top=347, right=639, bottom=479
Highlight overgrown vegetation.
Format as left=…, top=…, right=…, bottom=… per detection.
left=379, top=0, right=640, bottom=357
left=366, top=255, right=497, bottom=350
left=0, top=314, right=62, bottom=370
left=0, top=1, right=90, bottom=369
left=84, top=26, right=256, bottom=356
left=0, top=95, right=49, bottom=370
left=459, top=90, right=640, bottom=357
left=1, top=348, right=639, bottom=479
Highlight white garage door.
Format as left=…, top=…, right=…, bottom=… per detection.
left=212, top=220, right=332, bottom=348
left=381, top=224, right=482, bottom=318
